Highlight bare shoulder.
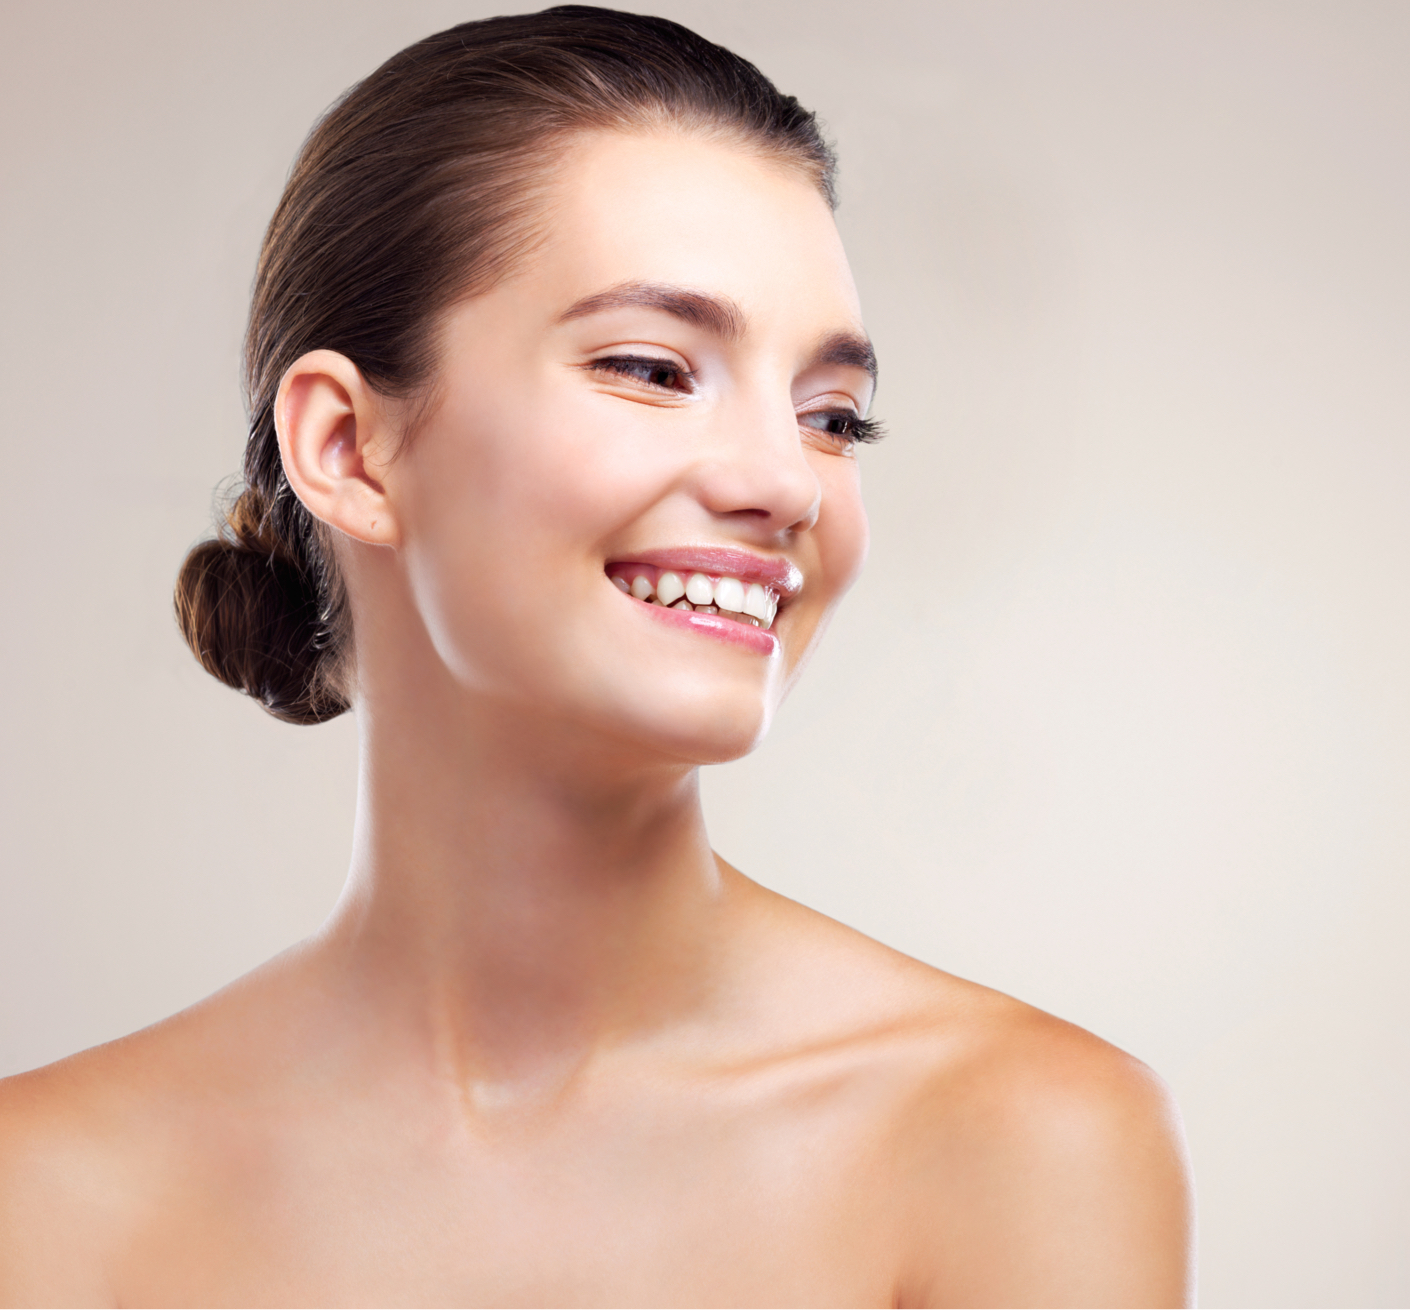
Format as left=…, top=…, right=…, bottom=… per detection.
left=892, top=984, right=1195, bottom=1308
left=736, top=878, right=1194, bottom=1306
left=0, top=954, right=307, bottom=1308
left=0, top=1035, right=162, bottom=1306
left=879, top=961, right=1194, bottom=1307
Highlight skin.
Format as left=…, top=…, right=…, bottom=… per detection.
left=0, top=130, right=1194, bottom=1307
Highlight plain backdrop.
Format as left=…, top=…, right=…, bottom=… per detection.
left=2, top=1, right=1407, bottom=1304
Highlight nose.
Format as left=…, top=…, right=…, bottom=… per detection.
left=689, top=395, right=821, bottom=536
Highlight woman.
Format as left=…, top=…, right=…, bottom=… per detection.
left=0, top=8, right=1192, bottom=1305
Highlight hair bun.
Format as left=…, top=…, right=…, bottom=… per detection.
left=174, top=489, right=348, bottom=725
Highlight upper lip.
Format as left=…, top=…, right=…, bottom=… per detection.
left=610, top=546, right=803, bottom=598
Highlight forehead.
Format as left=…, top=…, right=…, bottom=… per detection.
left=526, top=128, right=864, bottom=331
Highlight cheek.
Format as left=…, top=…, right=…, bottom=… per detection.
left=404, top=387, right=605, bottom=572
left=816, top=460, right=870, bottom=599
left=390, top=380, right=682, bottom=689
left=775, top=461, right=868, bottom=685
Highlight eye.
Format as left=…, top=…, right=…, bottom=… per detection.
left=799, top=409, right=887, bottom=454
left=589, top=355, right=695, bottom=393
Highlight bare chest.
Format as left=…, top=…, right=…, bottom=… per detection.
left=116, top=1091, right=907, bottom=1307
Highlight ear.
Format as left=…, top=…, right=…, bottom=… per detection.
left=275, top=350, right=401, bottom=547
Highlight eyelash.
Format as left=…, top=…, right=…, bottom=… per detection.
left=589, top=354, right=886, bottom=447
left=806, top=412, right=887, bottom=445
left=590, top=355, right=696, bottom=392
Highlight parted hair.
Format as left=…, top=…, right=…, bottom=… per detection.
left=173, top=5, right=835, bottom=724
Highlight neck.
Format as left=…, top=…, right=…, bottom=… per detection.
left=320, top=682, right=730, bottom=1098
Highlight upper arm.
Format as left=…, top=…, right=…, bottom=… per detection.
left=899, top=1025, right=1194, bottom=1308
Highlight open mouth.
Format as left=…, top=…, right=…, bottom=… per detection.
left=606, top=563, right=780, bottom=630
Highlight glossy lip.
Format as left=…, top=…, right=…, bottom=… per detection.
left=633, top=593, right=780, bottom=656
left=605, top=546, right=803, bottom=599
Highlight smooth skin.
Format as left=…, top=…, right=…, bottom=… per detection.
left=0, top=130, right=1193, bottom=1307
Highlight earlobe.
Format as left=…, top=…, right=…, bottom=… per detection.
left=275, top=350, right=401, bottom=547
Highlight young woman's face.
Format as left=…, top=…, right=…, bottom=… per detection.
left=384, top=130, right=875, bottom=764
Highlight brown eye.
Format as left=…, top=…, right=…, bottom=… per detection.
left=800, top=409, right=884, bottom=454
left=591, top=355, right=694, bottom=392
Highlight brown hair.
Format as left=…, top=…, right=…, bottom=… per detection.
left=173, top=5, right=835, bottom=725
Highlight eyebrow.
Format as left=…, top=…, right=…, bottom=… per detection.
left=814, top=330, right=878, bottom=383
left=557, top=280, right=878, bottom=382
left=557, top=281, right=746, bottom=342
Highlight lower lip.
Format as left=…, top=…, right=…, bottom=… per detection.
left=634, top=597, right=780, bottom=656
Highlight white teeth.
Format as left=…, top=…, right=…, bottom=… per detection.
left=685, top=572, right=714, bottom=606
left=656, top=571, right=685, bottom=605
left=615, top=565, right=780, bottom=633
left=714, top=576, right=745, bottom=613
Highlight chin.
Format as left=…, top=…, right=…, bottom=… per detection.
left=664, top=707, right=772, bottom=766
left=583, top=679, right=776, bottom=768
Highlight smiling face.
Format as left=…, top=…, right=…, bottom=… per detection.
left=374, top=129, right=875, bottom=765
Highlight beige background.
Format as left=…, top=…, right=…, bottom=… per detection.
left=2, top=1, right=1407, bottom=1303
